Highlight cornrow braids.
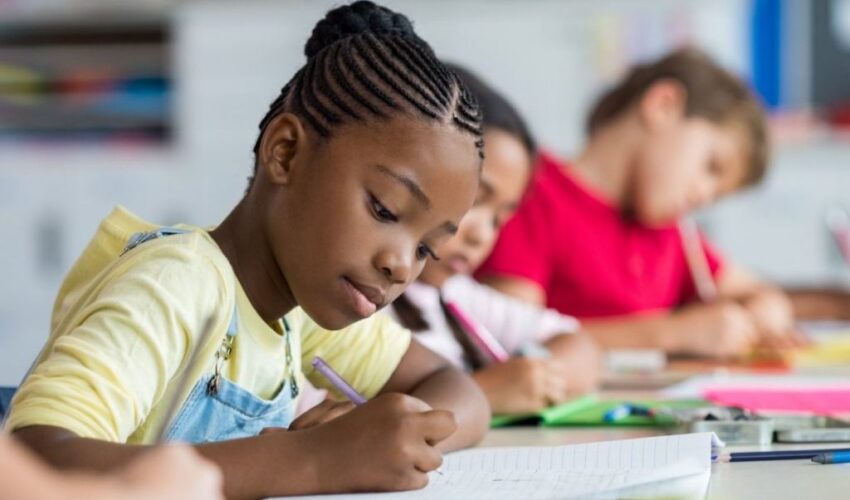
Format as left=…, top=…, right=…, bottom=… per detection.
left=445, top=63, right=537, bottom=157
left=249, top=1, right=484, bottom=187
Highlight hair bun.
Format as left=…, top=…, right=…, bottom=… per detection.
left=305, top=1, right=419, bottom=59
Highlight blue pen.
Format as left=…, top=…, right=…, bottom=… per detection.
left=720, top=447, right=850, bottom=462
left=603, top=404, right=632, bottom=422
left=626, top=404, right=655, bottom=417
left=812, top=451, right=850, bottom=464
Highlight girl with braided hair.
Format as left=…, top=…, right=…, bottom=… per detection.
left=7, top=2, right=490, bottom=497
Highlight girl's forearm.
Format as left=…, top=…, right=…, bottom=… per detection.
left=13, top=426, right=317, bottom=500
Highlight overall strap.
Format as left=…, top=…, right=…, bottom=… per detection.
left=122, top=227, right=191, bottom=255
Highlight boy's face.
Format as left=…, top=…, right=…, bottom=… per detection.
left=265, top=115, right=480, bottom=330
left=418, top=130, right=532, bottom=288
left=630, top=117, right=750, bottom=225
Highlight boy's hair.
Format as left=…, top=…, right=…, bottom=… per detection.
left=587, top=47, right=769, bottom=186
left=250, top=1, right=484, bottom=185
left=446, top=63, right=536, bottom=157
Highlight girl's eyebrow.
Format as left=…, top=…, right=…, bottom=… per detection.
left=375, top=164, right=431, bottom=209
left=441, top=221, right=459, bottom=235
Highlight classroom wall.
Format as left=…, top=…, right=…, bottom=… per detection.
left=1, top=0, right=849, bottom=384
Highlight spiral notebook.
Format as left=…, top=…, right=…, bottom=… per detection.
left=278, top=432, right=720, bottom=500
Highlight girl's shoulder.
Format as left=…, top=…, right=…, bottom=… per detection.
left=53, top=208, right=236, bottom=331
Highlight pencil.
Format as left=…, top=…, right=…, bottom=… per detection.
left=678, top=217, right=718, bottom=302
left=312, top=356, right=367, bottom=405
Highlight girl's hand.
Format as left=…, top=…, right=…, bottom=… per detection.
left=288, top=399, right=357, bottom=430
left=472, top=358, right=570, bottom=414
left=668, top=301, right=759, bottom=359
left=545, top=333, right=603, bottom=397
left=298, top=393, right=456, bottom=493
left=114, top=444, right=224, bottom=500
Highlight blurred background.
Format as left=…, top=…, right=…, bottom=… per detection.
left=1, top=0, right=849, bottom=384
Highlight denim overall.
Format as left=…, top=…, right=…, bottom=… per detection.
left=125, top=227, right=299, bottom=443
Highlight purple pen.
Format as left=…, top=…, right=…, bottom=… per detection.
left=311, top=356, right=367, bottom=405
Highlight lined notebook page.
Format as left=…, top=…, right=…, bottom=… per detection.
left=278, top=432, right=715, bottom=500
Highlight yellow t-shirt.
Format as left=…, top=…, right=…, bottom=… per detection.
left=7, top=207, right=411, bottom=444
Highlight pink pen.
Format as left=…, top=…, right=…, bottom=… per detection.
left=444, top=301, right=509, bottom=362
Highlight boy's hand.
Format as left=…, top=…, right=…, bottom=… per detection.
left=472, top=358, right=570, bottom=414
left=301, top=393, right=456, bottom=493
left=115, top=444, right=224, bottom=500
left=669, top=301, right=759, bottom=358
left=743, top=290, right=808, bottom=349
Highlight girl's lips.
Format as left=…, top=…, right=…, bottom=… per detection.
left=342, top=277, right=381, bottom=318
left=446, top=255, right=471, bottom=275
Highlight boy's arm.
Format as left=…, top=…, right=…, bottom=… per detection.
left=583, top=302, right=759, bottom=359
left=583, top=262, right=798, bottom=357
left=582, top=312, right=687, bottom=351
left=715, top=262, right=778, bottom=297
left=378, top=339, right=490, bottom=451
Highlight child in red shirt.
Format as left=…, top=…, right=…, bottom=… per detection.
left=477, top=48, right=802, bottom=359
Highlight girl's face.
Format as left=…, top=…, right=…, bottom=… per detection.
left=418, top=129, right=532, bottom=288
left=261, top=115, right=480, bottom=330
left=630, top=118, right=749, bottom=225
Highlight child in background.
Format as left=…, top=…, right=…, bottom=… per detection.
left=390, top=64, right=601, bottom=416
left=0, top=434, right=223, bottom=500
left=7, top=2, right=490, bottom=498
left=478, top=48, right=802, bottom=359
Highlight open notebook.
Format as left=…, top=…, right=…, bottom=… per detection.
left=279, top=432, right=720, bottom=500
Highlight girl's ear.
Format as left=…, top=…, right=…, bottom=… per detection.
left=258, top=113, right=307, bottom=185
left=638, top=78, right=687, bottom=131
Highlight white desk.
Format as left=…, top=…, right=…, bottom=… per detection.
left=480, top=427, right=850, bottom=499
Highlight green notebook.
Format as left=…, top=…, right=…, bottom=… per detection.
left=490, top=395, right=709, bottom=428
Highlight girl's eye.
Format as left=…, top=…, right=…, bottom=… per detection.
left=493, top=208, right=512, bottom=231
left=708, top=160, right=722, bottom=176
left=369, top=195, right=398, bottom=223
left=416, top=243, right=439, bottom=261
left=473, top=191, right=486, bottom=206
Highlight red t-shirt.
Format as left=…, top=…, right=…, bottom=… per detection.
left=476, top=151, right=723, bottom=319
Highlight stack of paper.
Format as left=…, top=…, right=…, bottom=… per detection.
left=282, top=432, right=718, bottom=500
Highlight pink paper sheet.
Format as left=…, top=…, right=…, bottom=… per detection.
left=704, top=387, right=850, bottom=415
